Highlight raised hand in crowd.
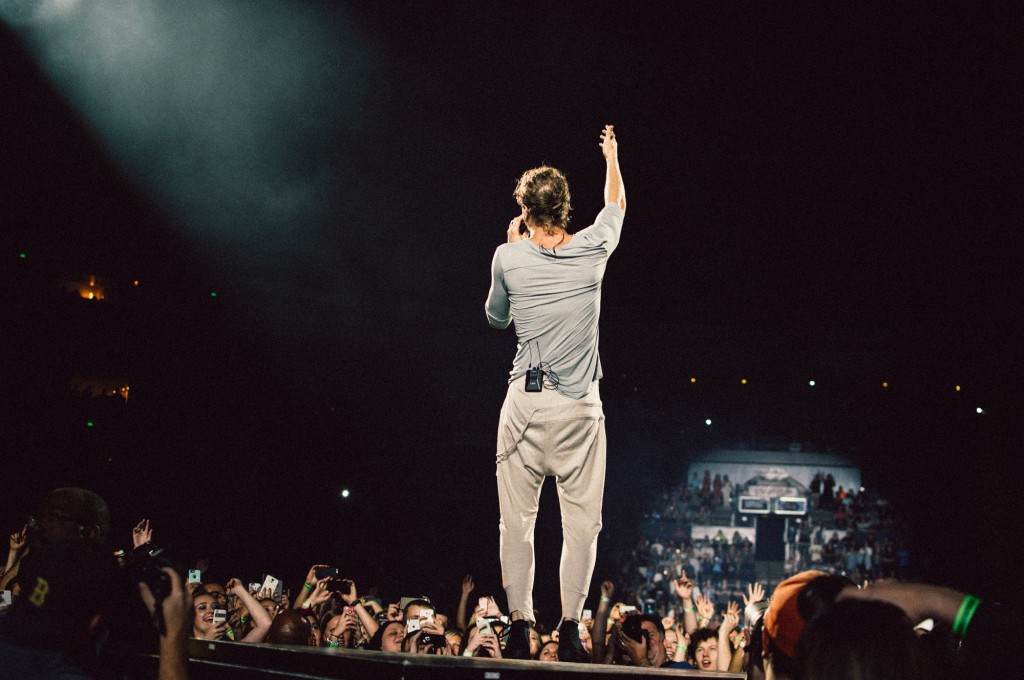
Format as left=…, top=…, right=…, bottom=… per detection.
left=299, top=579, right=334, bottom=613
left=138, top=566, right=191, bottom=680
left=131, top=519, right=153, bottom=548
left=674, top=570, right=699, bottom=634
left=456, top=574, right=475, bottom=631
left=387, top=602, right=402, bottom=621
left=336, top=578, right=380, bottom=639
left=226, top=577, right=273, bottom=642
left=742, top=580, right=765, bottom=607
left=717, top=602, right=742, bottom=672
left=695, top=592, right=715, bottom=628
left=591, top=579, right=615, bottom=663
left=293, top=564, right=328, bottom=610
left=1, top=524, right=28, bottom=588
left=669, top=629, right=690, bottom=664
left=7, top=525, right=27, bottom=559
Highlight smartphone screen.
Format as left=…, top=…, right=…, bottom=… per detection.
left=188, top=570, right=202, bottom=584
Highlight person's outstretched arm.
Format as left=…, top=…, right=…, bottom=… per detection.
left=457, top=575, right=474, bottom=633
left=590, top=580, right=614, bottom=663
left=717, top=605, right=740, bottom=671
left=600, top=125, right=625, bottom=214
left=139, top=567, right=191, bottom=680
left=1, top=526, right=27, bottom=581
left=675, top=572, right=699, bottom=635
left=227, top=578, right=273, bottom=642
left=337, top=579, right=379, bottom=639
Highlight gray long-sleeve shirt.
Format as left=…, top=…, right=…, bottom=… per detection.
left=485, top=203, right=624, bottom=398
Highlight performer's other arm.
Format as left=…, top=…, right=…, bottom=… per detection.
left=485, top=248, right=511, bottom=329
left=601, top=124, right=625, bottom=214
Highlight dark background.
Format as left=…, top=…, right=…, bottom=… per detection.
left=1, top=2, right=1018, bottom=620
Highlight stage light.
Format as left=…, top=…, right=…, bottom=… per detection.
left=340, top=489, right=350, bottom=499
left=690, top=377, right=697, bottom=383
left=809, top=380, right=816, bottom=387
left=740, top=378, right=747, bottom=384
left=705, top=419, right=712, bottom=426
left=955, top=385, right=961, bottom=392
left=86, top=421, right=94, bottom=427
left=976, top=407, right=984, bottom=414
left=19, top=253, right=27, bottom=259
left=210, top=291, right=218, bottom=297
left=882, top=381, right=889, bottom=388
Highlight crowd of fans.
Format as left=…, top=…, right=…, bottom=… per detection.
left=629, top=469, right=911, bottom=607
left=0, top=487, right=1007, bottom=679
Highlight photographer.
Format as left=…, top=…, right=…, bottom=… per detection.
left=612, top=613, right=693, bottom=669
left=0, top=537, right=190, bottom=680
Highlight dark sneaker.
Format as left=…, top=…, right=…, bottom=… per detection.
left=556, top=619, right=591, bottom=663
left=503, top=619, right=532, bottom=659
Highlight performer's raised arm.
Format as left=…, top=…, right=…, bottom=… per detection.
left=600, top=124, right=625, bottom=214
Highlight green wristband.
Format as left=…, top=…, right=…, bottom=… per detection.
left=600, top=596, right=610, bottom=603
left=303, top=582, right=315, bottom=591
left=953, top=594, right=981, bottom=637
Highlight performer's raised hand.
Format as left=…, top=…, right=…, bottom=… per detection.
left=507, top=214, right=528, bottom=243
left=599, top=124, right=617, bottom=159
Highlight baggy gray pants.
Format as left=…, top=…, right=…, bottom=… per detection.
left=496, top=378, right=606, bottom=623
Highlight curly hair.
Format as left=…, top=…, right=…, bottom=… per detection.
left=514, top=166, right=571, bottom=228
left=686, top=627, right=719, bottom=665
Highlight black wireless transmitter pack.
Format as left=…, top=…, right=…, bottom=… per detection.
left=525, top=367, right=544, bottom=392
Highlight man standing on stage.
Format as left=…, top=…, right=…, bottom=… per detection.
left=484, top=124, right=625, bottom=661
